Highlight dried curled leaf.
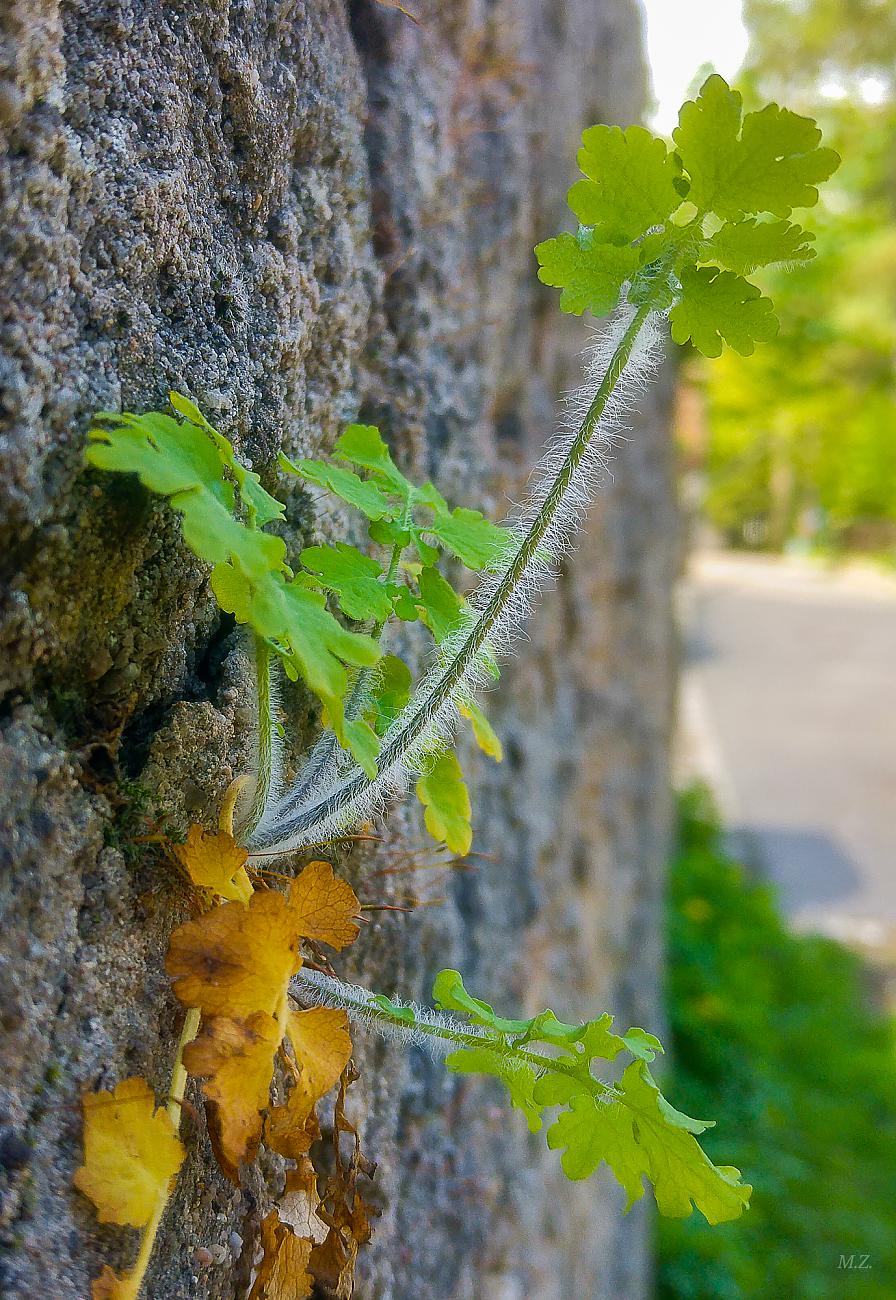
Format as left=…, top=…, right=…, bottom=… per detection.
left=286, top=1008, right=353, bottom=1120
left=307, top=1064, right=378, bottom=1299
left=172, top=824, right=253, bottom=903
left=166, top=890, right=302, bottom=1019
left=289, top=860, right=361, bottom=951
left=74, top=1077, right=185, bottom=1227
left=248, top=1211, right=313, bottom=1300
left=309, top=1186, right=373, bottom=1300
left=92, top=1266, right=139, bottom=1299
left=183, top=1012, right=281, bottom=1182
left=279, top=1158, right=327, bottom=1241
left=266, top=1099, right=322, bottom=1163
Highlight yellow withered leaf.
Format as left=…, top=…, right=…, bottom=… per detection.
left=92, top=1265, right=137, bottom=1299
left=183, top=1012, right=280, bottom=1183
left=172, top=824, right=253, bottom=903
left=166, top=890, right=302, bottom=1019
left=248, top=1211, right=313, bottom=1300
left=266, top=1095, right=322, bottom=1162
left=286, top=1008, right=353, bottom=1119
left=73, top=1077, right=185, bottom=1227
left=288, top=861, right=360, bottom=951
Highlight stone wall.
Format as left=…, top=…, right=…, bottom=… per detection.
left=0, top=2, right=677, bottom=1296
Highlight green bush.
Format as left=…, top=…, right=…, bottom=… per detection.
left=658, top=787, right=896, bottom=1299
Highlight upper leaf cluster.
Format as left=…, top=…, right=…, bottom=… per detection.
left=535, top=74, right=839, bottom=356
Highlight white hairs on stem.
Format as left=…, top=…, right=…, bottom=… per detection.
left=246, top=301, right=664, bottom=859
left=293, top=968, right=485, bottom=1059
left=237, top=634, right=285, bottom=835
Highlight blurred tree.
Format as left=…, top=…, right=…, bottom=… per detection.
left=696, top=0, right=896, bottom=554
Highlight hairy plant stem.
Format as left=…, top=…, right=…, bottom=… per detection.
left=242, top=634, right=276, bottom=835
left=251, top=295, right=656, bottom=849
left=294, top=971, right=611, bottom=1100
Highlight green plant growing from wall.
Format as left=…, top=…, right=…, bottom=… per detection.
left=76, top=75, right=837, bottom=1297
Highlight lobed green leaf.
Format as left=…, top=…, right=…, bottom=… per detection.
left=670, top=265, right=779, bottom=358
left=568, top=124, right=682, bottom=244
left=534, top=230, right=639, bottom=317
left=415, top=565, right=466, bottom=643
left=279, top=453, right=394, bottom=521
left=703, top=217, right=816, bottom=275
left=673, top=73, right=839, bottom=222
left=429, top=969, right=750, bottom=1225
left=300, top=542, right=396, bottom=623
left=420, top=506, right=510, bottom=571
left=547, top=1062, right=751, bottom=1224
left=415, top=751, right=472, bottom=854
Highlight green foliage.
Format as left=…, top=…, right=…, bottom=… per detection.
left=285, top=420, right=507, bottom=849
left=658, top=788, right=896, bottom=1297
left=534, top=74, right=838, bottom=360
left=87, top=396, right=382, bottom=773
left=533, top=230, right=640, bottom=316
left=673, top=75, right=838, bottom=221
left=299, top=543, right=396, bottom=623
left=694, top=3, right=896, bottom=552
left=458, top=698, right=503, bottom=761
left=288, top=422, right=509, bottom=572
left=86, top=393, right=504, bottom=848
left=419, top=969, right=750, bottom=1223
left=704, top=218, right=816, bottom=275
left=278, top=452, right=393, bottom=521
left=670, top=267, right=778, bottom=358
left=363, top=654, right=412, bottom=737
left=413, top=564, right=465, bottom=641
left=567, top=124, right=683, bottom=242
left=415, top=751, right=473, bottom=855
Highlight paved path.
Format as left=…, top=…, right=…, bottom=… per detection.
left=678, top=551, right=896, bottom=951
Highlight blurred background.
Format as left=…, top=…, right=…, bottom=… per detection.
left=641, top=1, right=896, bottom=1295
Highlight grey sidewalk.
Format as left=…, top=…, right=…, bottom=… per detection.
left=677, top=550, right=896, bottom=955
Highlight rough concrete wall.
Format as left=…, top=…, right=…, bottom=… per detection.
left=0, top=2, right=676, bottom=1298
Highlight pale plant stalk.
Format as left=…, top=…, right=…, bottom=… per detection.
left=124, top=784, right=246, bottom=1297
left=242, top=635, right=278, bottom=835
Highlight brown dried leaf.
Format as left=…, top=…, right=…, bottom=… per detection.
left=248, top=1210, right=313, bottom=1300
left=73, top=1077, right=185, bottom=1227
left=172, top=824, right=253, bottom=903
left=308, top=1064, right=378, bottom=1298
left=166, top=890, right=302, bottom=1019
left=308, top=1192, right=373, bottom=1300
left=265, top=1094, right=321, bottom=1162
left=183, top=1012, right=280, bottom=1182
left=279, top=1157, right=327, bottom=1241
left=288, top=861, right=361, bottom=951
left=91, top=1266, right=137, bottom=1299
